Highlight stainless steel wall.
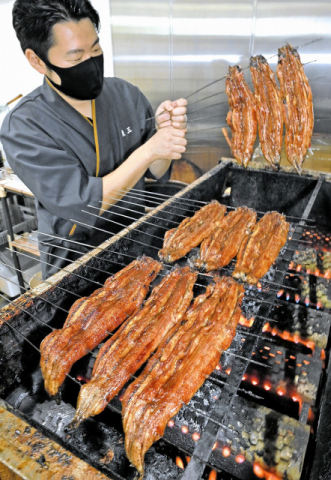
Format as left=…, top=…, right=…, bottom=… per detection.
left=109, top=0, right=331, bottom=173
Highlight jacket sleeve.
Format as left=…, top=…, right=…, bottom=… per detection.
left=1, top=111, right=103, bottom=228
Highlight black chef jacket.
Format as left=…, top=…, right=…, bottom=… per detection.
left=1, top=77, right=169, bottom=278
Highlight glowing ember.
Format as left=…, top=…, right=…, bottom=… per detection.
left=242, top=374, right=248, bottom=381
left=76, top=375, right=90, bottom=383
left=181, top=426, right=189, bottom=434
left=192, top=432, right=200, bottom=442
left=282, top=331, right=290, bottom=340
left=239, top=315, right=255, bottom=328
left=308, top=407, right=315, bottom=424
left=235, top=454, right=245, bottom=464
left=253, top=462, right=283, bottom=480
left=316, top=301, right=323, bottom=310
left=251, top=377, right=259, bottom=386
left=321, top=349, right=326, bottom=361
left=209, top=470, right=217, bottom=480
left=295, top=294, right=300, bottom=303
left=215, top=364, right=221, bottom=371
left=277, top=289, right=284, bottom=298
left=168, top=420, right=175, bottom=428
left=186, top=456, right=191, bottom=464
left=257, top=282, right=262, bottom=291
left=225, top=368, right=232, bottom=375
left=305, top=297, right=310, bottom=306
left=212, top=442, right=218, bottom=451
left=176, top=457, right=185, bottom=470
left=222, top=446, right=231, bottom=457
left=253, top=463, right=265, bottom=478
left=262, top=323, right=315, bottom=351
left=286, top=292, right=290, bottom=301
left=292, top=396, right=300, bottom=402
left=277, top=387, right=286, bottom=396
left=264, top=382, right=272, bottom=391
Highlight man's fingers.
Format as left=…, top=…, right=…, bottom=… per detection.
left=172, top=98, right=188, bottom=108
left=171, top=127, right=187, bottom=137
left=171, top=107, right=187, bottom=117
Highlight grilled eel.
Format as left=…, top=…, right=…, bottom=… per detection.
left=250, top=55, right=284, bottom=170
left=122, top=276, right=244, bottom=478
left=40, top=256, right=162, bottom=397
left=233, top=211, right=289, bottom=284
left=158, top=200, right=226, bottom=263
left=224, top=65, right=258, bottom=168
left=277, top=43, right=314, bottom=174
left=194, top=206, right=257, bottom=271
left=70, top=266, right=197, bottom=428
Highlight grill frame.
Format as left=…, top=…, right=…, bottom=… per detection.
left=1, top=159, right=331, bottom=480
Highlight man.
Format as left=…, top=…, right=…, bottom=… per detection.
left=1, top=0, right=187, bottom=279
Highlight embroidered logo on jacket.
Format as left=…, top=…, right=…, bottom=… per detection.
left=121, top=127, right=132, bottom=137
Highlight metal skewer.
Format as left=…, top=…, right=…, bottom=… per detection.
left=70, top=219, right=160, bottom=251
left=6, top=248, right=104, bottom=288
left=112, top=187, right=317, bottom=224
left=0, top=269, right=69, bottom=314
left=34, top=231, right=140, bottom=262
left=98, top=199, right=181, bottom=227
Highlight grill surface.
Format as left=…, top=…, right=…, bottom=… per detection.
left=1, top=160, right=331, bottom=480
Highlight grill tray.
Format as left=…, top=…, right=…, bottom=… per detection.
left=1, top=160, right=331, bottom=480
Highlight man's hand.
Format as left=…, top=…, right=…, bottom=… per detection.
left=146, top=126, right=187, bottom=162
left=155, top=98, right=188, bottom=130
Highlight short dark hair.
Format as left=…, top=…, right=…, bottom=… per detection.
left=12, top=0, right=100, bottom=62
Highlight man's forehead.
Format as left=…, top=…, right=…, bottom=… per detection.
left=51, top=18, right=98, bottom=51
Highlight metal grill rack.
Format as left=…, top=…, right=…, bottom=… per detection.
left=1, top=161, right=331, bottom=479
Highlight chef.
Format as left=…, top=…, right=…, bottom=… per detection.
left=1, top=0, right=187, bottom=279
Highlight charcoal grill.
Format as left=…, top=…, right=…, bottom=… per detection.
left=1, top=159, right=331, bottom=480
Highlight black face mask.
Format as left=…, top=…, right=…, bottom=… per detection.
left=45, top=53, right=104, bottom=100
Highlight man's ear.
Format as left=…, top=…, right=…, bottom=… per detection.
left=25, top=49, right=48, bottom=75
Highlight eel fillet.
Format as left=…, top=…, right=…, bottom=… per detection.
left=225, top=65, right=258, bottom=167
left=158, top=200, right=227, bottom=263
left=40, top=256, right=162, bottom=397
left=250, top=54, right=284, bottom=170
left=122, top=276, right=244, bottom=478
left=277, top=43, right=314, bottom=174
left=70, top=265, right=197, bottom=428
left=194, top=206, right=257, bottom=271
left=232, top=211, right=289, bottom=284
